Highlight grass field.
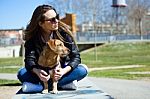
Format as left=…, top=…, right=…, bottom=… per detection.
left=81, top=42, right=150, bottom=67
left=0, top=41, right=150, bottom=85
left=89, top=66, right=150, bottom=80
left=0, top=57, right=23, bottom=73
left=80, top=42, right=150, bottom=80
left=0, top=79, right=20, bottom=86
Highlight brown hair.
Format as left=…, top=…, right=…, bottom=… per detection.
left=24, top=4, right=77, bottom=47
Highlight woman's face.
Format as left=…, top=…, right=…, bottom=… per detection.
left=39, top=9, right=58, bottom=33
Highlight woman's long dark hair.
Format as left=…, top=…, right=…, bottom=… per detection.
left=24, top=4, right=77, bottom=48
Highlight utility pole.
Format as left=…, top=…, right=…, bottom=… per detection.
left=91, top=0, right=97, bottom=61
left=137, top=0, right=143, bottom=40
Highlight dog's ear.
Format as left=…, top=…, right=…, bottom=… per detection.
left=47, top=39, right=56, bottom=51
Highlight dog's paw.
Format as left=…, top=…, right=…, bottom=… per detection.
left=50, top=90, right=58, bottom=94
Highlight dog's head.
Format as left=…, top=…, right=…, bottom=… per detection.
left=47, top=39, right=69, bottom=57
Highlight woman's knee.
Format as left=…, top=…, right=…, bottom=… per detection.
left=77, top=64, right=88, bottom=78
left=17, top=67, right=41, bottom=84
left=17, top=67, right=27, bottom=80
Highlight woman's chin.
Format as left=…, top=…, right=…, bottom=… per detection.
left=52, top=26, right=58, bottom=30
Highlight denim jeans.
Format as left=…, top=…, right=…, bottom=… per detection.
left=17, top=64, right=88, bottom=93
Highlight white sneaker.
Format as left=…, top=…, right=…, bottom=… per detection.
left=60, top=80, right=77, bottom=90
left=73, top=80, right=77, bottom=87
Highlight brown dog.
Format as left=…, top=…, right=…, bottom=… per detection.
left=38, top=39, right=69, bottom=94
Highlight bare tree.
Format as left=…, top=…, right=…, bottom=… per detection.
left=72, top=0, right=112, bottom=31
left=72, top=0, right=92, bottom=23
left=127, top=0, right=150, bottom=36
left=47, top=0, right=69, bottom=16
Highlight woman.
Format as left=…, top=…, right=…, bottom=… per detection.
left=17, top=4, right=88, bottom=93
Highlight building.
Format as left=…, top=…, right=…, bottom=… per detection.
left=0, top=29, right=23, bottom=46
left=77, top=21, right=111, bottom=33
left=61, top=13, right=77, bottom=34
left=0, top=29, right=23, bottom=57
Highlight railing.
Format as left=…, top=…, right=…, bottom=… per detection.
left=1, top=32, right=150, bottom=46
left=76, top=32, right=150, bottom=43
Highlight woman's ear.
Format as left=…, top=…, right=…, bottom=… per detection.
left=38, top=21, right=42, bottom=27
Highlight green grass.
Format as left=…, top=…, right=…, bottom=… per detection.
left=0, top=68, right=21, bottom=73
left=0, top=57, right=23, bottom=66
left=81, top=42, right=150, bottom=67
left=0, top=57, right=23, bottom=73
left=0, top=57, right=23, bottom=85
left=0, top=79, right=20, bottom=86
left=89, top=66, right=150, bottom=80
left=81, top=42, right=150, bottom=80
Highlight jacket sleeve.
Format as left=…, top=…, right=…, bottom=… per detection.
left=24, top=40, right=39, bottom=71
left=65, top=35, right=81, bottom=70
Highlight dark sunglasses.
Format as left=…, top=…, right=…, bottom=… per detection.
left=44, top=14, right=59, bottom=23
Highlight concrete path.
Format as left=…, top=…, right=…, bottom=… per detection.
left=12, top=77, right=113, bottom=99
left=0, top=73, right=113, bottom=99
left=89, top=65, right=144, bottom=72
left=0, top=73, right=17, bottom=80
left=0, top=64, right=150, bottom=99
left=11, top=77, right=150, bottom=99
left=0, top=73, right=150, bottom=99
left=88, top=77, right=150, bottom=99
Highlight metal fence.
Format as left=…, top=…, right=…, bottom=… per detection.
left=76, top=32, right=150, bottom=43
left=1, top=31, right=150, bottom=46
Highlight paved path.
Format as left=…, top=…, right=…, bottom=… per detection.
left=0, top=73, right=113, bottom=99
left=88, top=65, right=144, bottom=72
left=0, top=64, right=150, bottom=99
left=88, top=77, right=150, bottom=99
left=11, top=77, right=150, bottom=99
left=13, top=77, right=113, bottom=99
left=0, top=73, right=17, bottom=80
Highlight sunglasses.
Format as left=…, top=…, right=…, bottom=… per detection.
left=44, top=14, right=59, bottom=23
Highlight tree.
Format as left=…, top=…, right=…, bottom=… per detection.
left=127, top=0, right=150, bottom=36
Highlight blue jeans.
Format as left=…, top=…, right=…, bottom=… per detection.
left=17, top=64, right=88, bottom=93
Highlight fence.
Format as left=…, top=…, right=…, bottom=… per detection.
left=76, top=32, right=150, bottom=43
left=1, top=31, right=150, bottom=58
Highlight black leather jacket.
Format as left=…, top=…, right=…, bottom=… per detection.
left=24, top=30, right=81, bottom=71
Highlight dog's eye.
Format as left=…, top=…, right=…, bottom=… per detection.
left=58, top=43, right=62, bottom=46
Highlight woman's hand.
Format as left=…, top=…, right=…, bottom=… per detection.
left=54, top=66, right=72, bottom=81
left=53, top=68, right=64, bottom=81
left=32, top=68, right=50, bottom=82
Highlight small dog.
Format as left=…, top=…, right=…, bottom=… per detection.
left=38, top=39, right=69, bottom=94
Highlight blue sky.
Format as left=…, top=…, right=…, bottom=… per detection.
left=0, top=0, right=114, bottom=30
left=0, top=0, right=49, bottom=29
